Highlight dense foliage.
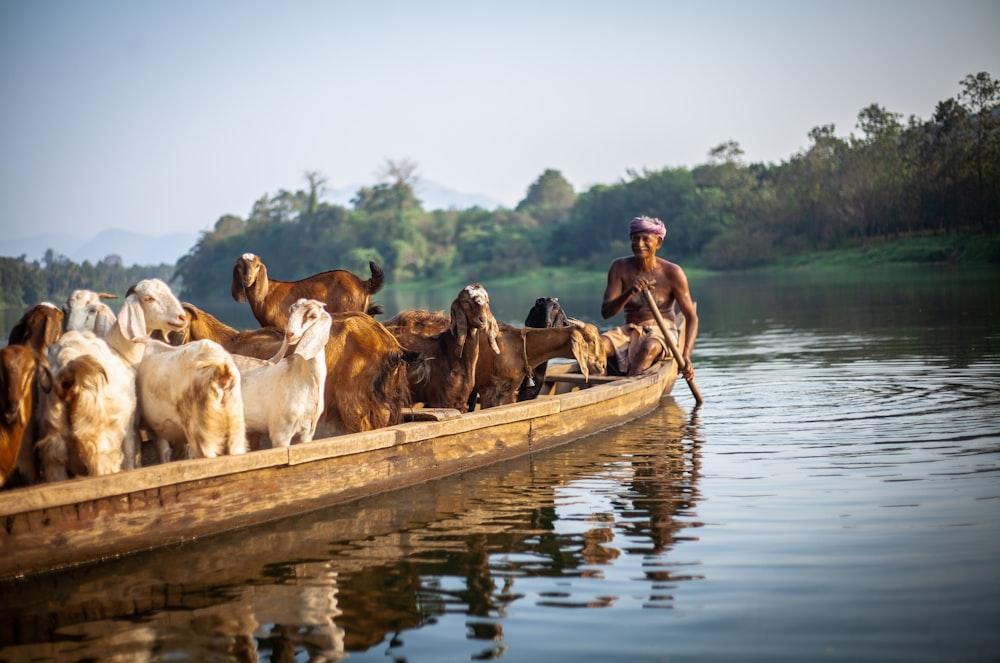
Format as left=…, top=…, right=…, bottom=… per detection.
left=0, top=251, right=173, bottom=309
left=3, top=73, right=998, bottom=307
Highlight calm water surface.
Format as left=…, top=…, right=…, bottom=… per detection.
left=1, top=267, right=998, bottom=662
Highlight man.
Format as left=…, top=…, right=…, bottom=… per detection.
left=600, top=215, right=698, bottom=378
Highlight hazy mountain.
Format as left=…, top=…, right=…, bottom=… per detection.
left=1, top=181, right=507, bottom=267
left=0, top=229, right=200, bottom=267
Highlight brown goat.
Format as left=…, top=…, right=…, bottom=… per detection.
left=231, top=253, right=385, bottom=329
left=388, top=311, right=606, bottom=409
left=178, top=303, right=420, bottom=435
left=385, top=284, right=501, bottom=412
left=317, top=312, right=423, bottom=436
left=0, top=344, right=52, bottom=487
left=176, top=303, right=287, bottom=359
left=8, top=303, right=64, bottom=355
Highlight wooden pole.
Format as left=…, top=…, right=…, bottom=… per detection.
left=641, top=288, right=704, bottom=404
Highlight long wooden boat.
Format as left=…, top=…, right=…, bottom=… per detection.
left=0, top=359, right=678, bottom=581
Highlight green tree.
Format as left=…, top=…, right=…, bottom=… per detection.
left=516, top=168, right=576, bottom=226
left=958, top=72, right=1000, bottom=231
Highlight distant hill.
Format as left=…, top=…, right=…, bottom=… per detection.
left=0, top=228, right=200, bottom=267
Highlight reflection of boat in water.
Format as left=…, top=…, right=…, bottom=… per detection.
left=0, top=395, right=700, bottom=662
left=0, top=360, right=679, bottom=582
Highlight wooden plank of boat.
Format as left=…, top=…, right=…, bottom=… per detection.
left=0, top=359, right=677, bottom=581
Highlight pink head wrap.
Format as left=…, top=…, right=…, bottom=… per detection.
left=629, top=215, right=665, bottom=239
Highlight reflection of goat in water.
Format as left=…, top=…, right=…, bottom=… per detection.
left=386, top=284, right=501, bottom=412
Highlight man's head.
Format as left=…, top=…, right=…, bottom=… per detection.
left=629, top=215, right=666, bottom=239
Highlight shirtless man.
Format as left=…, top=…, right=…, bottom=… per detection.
left=600, top=215, right=698, bottom=378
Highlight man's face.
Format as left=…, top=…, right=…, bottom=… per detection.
left=630, top=232, right=661, bottom=256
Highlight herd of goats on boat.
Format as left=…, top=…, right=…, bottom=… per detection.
left=0, top=253, right=609, bottom=489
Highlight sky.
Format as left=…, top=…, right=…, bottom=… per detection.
left=1, top=0, right=998, bottom=243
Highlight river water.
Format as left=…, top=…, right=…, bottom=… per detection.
left=1, top=266, right=998, bottom=662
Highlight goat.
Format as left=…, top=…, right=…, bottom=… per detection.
left=63, top=289, right=118, bottom=337
left=174, top=302, right=288, bottom=373
left=385, top=284, right=501, bottom=412
left=121, top=279, right=245, bottom=462
left=386, top=309, right=605, bottom=409
left=317, top=312, right=423, bottom=436
left=35, top=330, right=138, bottom=480
left=231, top=253, right=385, bottom=328
left=7, top=303, right=64, bottom=355
left=174, top=303, right=419, bottom=435
left=517, top=297, right=570, bottom=402
left=0, top=343, right=51, bottom=488
left=137, top=340, right=246, bottom=461
left=241, top=299, right=332, bottom=447
left=476, top=319, right=606, bottom=409
left=32, top=278, right=190, bottom=479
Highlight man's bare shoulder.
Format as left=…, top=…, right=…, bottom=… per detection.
left=657, top=257, right=686, bottom=275
left=608, top=256, right=638, bottom=273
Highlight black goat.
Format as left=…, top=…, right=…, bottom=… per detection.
left=516, top=297, right=570, bottom=401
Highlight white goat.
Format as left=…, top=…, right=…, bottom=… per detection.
left=36, top=330, right=138, bottom=480
left=240, top=299, right=332, bottom=448
left=137, top=339, right=247, bottom=460
left=34, top=279, right=191, bottom=479
left=122, top=279, right=246, bottom=462
left=63, top=289, right=118, bottom=337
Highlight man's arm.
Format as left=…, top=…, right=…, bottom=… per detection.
left=601, top=261, right=631, bottom=319
left=671, top=267, right=698, bottom=366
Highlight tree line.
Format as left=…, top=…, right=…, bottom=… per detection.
left=3, top=72, right=997, bottom=308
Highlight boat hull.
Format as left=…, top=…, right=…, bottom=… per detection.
left=0, top=360, right=677, bottom=580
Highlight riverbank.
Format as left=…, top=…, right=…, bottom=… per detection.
left=766, top=234, right=1000, bottom=270
left=390, top=235, right=999, bottom=292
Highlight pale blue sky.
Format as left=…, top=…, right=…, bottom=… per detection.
left=2, top=0, right=998, bottom=240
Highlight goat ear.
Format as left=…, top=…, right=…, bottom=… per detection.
left=97, top=292, right=119, bottom=300
left=43, top=313, right=63, bottom=349
left=36, top=361, right=53, bottom=393
left=230, top=264, right=246, bottom=303
left=117, top=295, right=148, bottom=342
left=570, top=329, right=590, bottom=381
left=294, top=312, right=331, bottom=360
left=486, top=315, right=501, bottom=355
left=92, top=308, right=115, bottom=338
left=450, top=299, right=467, bottom=357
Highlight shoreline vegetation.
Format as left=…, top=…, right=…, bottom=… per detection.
left=391, top=234, right=1000, bottom=292
left=2, top=70, right=997, bottom=308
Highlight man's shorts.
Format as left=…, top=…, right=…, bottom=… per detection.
left=602, top=321, right=677, bottom=376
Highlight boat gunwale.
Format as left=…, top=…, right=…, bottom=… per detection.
left=0, top=364, right=671, bottom=518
